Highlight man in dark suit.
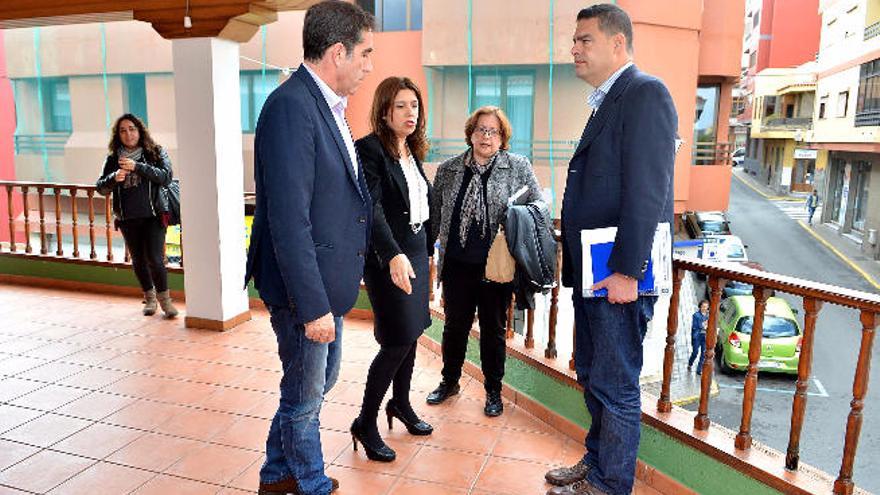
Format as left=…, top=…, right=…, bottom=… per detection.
left=545, top=4, right=677, bottom=495
left=243, top=2, right=374, bottom=494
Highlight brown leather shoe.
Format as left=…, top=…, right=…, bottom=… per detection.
left=545, top=460, right=591, bottom=486
left=258, top=477, right=339, bottom=494
left=546, top=479, right=609, bottom=495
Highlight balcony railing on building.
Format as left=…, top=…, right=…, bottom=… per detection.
left=0, top=180, right=876, bottom=494
left=865, top=20, right=880, bottom=41
left=692, top=141, right=732, bottom=166
left=13, top=133, right=70, bottom=156
left=762, top=116, right=813, bottom=130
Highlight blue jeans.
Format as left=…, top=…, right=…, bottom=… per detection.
left=688, top=331, right=706, bottom=371
left=573, top=294, right=655, bottom=495
left=260, top=304, right=343, bottom=495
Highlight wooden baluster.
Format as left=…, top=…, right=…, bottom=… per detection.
left=36, top=186, right=47, bottom=254
left=506, top=296, right=515, bottom=339
left=429, top=256, right=436, bottom=301
left=87, top=189, right=97, bottom=260
left=104, top=193, right=113, bottom=261
left=53, top=187, right=63, bottom=256
left=786, top=297, right=823, bottom=471
left=657, top=268, right=686, bottom=413
left=5, top=185, right=15, bottom=253
left=695, top=276, right=726, bottom=430
left=525, top=308, right=535, bottom=349
left=833, top=311, right=878, bottom=495
left=70, top=188, right=80, bottom=258
left=22, top=187, right=32, bottom=254
left=735, top=286, right=773, bottom=450
left=545, top=240, right=561, bottom=359
left=570, top=322, right=576, bottom=371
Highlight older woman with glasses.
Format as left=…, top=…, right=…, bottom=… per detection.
left=426, top=106, right=542, bottom=417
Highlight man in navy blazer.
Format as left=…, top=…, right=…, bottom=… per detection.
left=545, top=5, right=677, bottom=495
left=243, top=2, right=374, bottom=494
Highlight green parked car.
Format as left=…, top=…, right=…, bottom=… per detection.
left=716, top=296, right=802, bottom=375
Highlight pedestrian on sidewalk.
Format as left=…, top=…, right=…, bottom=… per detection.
left=688, top=300, right=709, bottom=374
left=806, top=189, right=820, bottom=225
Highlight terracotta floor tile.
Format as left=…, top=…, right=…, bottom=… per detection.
left=166, top=443, right=260, bottom=486
left=324, top=465, right=397, bottom=495
left=14, top=361, right=88, bottom=383
left=387, top=478, right=468, bottom=495
left=1, top=413, right=92, bottom=447
left=227, top=457, right=262, bottom=490
left=21, top=342, right=84, bottom=361
left=0, top=355, right=49, bottom=376
left=401, top=445, right=486, bottom=488
left=0, top=449, right=95, bottom=493
left=0, top=338, right=48, bottom=356
left=46, top=461, right=155, bottom=494
left=503, top=406, right=558, bottom=435
left=212, top=416, right=270, bottom=451
left=333, top=436, right=421, bottom=476
left=57, top=367, right=130, bottom=390
left=0, top=484, right=30, bottom=494
left=198, top=387, right=271, bottom=415
left=51, top=422, right=145, bottom=459
left=327, top=382, right=366, bottom=407
left=97, top=352, right=159, bottom=373
left=101, top=374, right=171, bottom=399
left=132, top=474, right=219, bottom=494
left=473, top=456, right=555, bottom=495
left=443, top=396, right=512, bottom=428
left=422, top=420, right=501, bottom=455
left=102, top=400, right=190, bottom=431
left=492, top=428, right=567, bottom=464
left=0, top=439, right=40, bottom=471
left=320, top=402, right=361, bottom=433
left=150, top=380, right=221, bottom=407
left=188, top=362, right=252, bottom=386
left=60, top=347, right=122, bottom=366
left=321, top=429, right=354, bottom=464
left=9, top=383, right=91, bottom=411
left=248, top=394, right=281, bottom=420
left=106, top=433, right=205, bottom=472
left=54, top=392, right=138, bottom=421
left=0, top=405, right=44, bottom=435
left=154, top=407, right=240, bottom=441
left=230, top=368, right=281, bottom=393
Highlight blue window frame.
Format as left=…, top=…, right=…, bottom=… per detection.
left=123, top=74, right=148, bottom=126
left=41, top=78, right=72, bottom=133
left=472, top=70, right=535, bottom=158
left=356, top=0, right=422, bottom=31
left=241, top=70, right=280, bottom=133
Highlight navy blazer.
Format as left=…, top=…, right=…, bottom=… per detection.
left=244, top=64, right=371, bottom=324
left=560, top=65, right=677, bottom=292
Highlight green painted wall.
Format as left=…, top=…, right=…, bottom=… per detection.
left=0, top=256, right=783, bottom=494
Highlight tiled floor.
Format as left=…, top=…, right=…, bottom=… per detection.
left=0, top=285, right=659, bottom=495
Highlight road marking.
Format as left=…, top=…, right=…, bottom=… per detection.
left=813, top=378, right=829, bottom=397
left=797, top=221, right=880, bottom=290
left=717, top=381, right=829, bottom=397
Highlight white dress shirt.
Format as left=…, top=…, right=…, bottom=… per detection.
left=398, top=154, right=430, bottom=228
left=303, top=64, right=359, bottom=179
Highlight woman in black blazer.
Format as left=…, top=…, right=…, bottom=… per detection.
left=350, top=77, right=435, bottom=462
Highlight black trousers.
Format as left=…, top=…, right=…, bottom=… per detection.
left=358, top=340, right=419, bottom=430
left=118, top=217, right=168, bottom=293
left=440, top=258, right=513, bottom=394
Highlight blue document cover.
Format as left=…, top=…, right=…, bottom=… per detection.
left=581, top=223, right=672, bottom=298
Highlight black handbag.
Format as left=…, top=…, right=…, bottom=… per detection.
left=160, top=179, right=181, bottom=226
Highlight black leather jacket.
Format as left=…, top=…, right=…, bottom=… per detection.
left=505, top=200, right=558, bottom=309
left=95, top=147, right=173, bottom=221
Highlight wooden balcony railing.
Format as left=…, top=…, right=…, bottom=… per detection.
left=692, top=141, right=733, bottom=166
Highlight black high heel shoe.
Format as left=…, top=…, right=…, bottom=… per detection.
left=386, top=400, right=433, bottom=436
left=350, top=418, right=396, bottom=462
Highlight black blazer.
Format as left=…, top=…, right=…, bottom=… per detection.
left=355, top=133, right=435, bottom=266
left=244, top=65, right=371, bottom=324
left=560, top=65, right=677, bottom=292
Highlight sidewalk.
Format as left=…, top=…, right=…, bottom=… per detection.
left=733, top=168, right=880, bottom=292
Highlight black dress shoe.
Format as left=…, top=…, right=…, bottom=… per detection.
left=426, top=381, right=460, bottom=405
left=258, top=476, right=339, bottom=494
left=350, top=417, right=396, bottom=462
left=386, top=399, right=433, bottom=435
left=484, top=390, right=504, bottom=417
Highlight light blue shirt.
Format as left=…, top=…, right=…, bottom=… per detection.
left=587, top=61, right=633, bottom=112
left=302, top=63, right=359, bottom=179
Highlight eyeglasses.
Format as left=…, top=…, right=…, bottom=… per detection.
left=475, top=126, right=500, bottom=138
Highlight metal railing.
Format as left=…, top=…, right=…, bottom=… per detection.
left=865, top=20, right=880, bottom=41
left=13, top=133, right=70, bottom=156
left=763, top=117, right=813, bottom=130
left=692, top=141, right=733, bottom=166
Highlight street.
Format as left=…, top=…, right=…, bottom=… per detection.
left=683, top=176, right=880, bottom=493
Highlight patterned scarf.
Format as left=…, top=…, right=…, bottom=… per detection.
left=118, top=146, right=143, bottom=189
left=458, top=150, right=496, bottom=248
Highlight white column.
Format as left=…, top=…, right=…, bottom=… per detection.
left=171, top=37, right=250, bottom=330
